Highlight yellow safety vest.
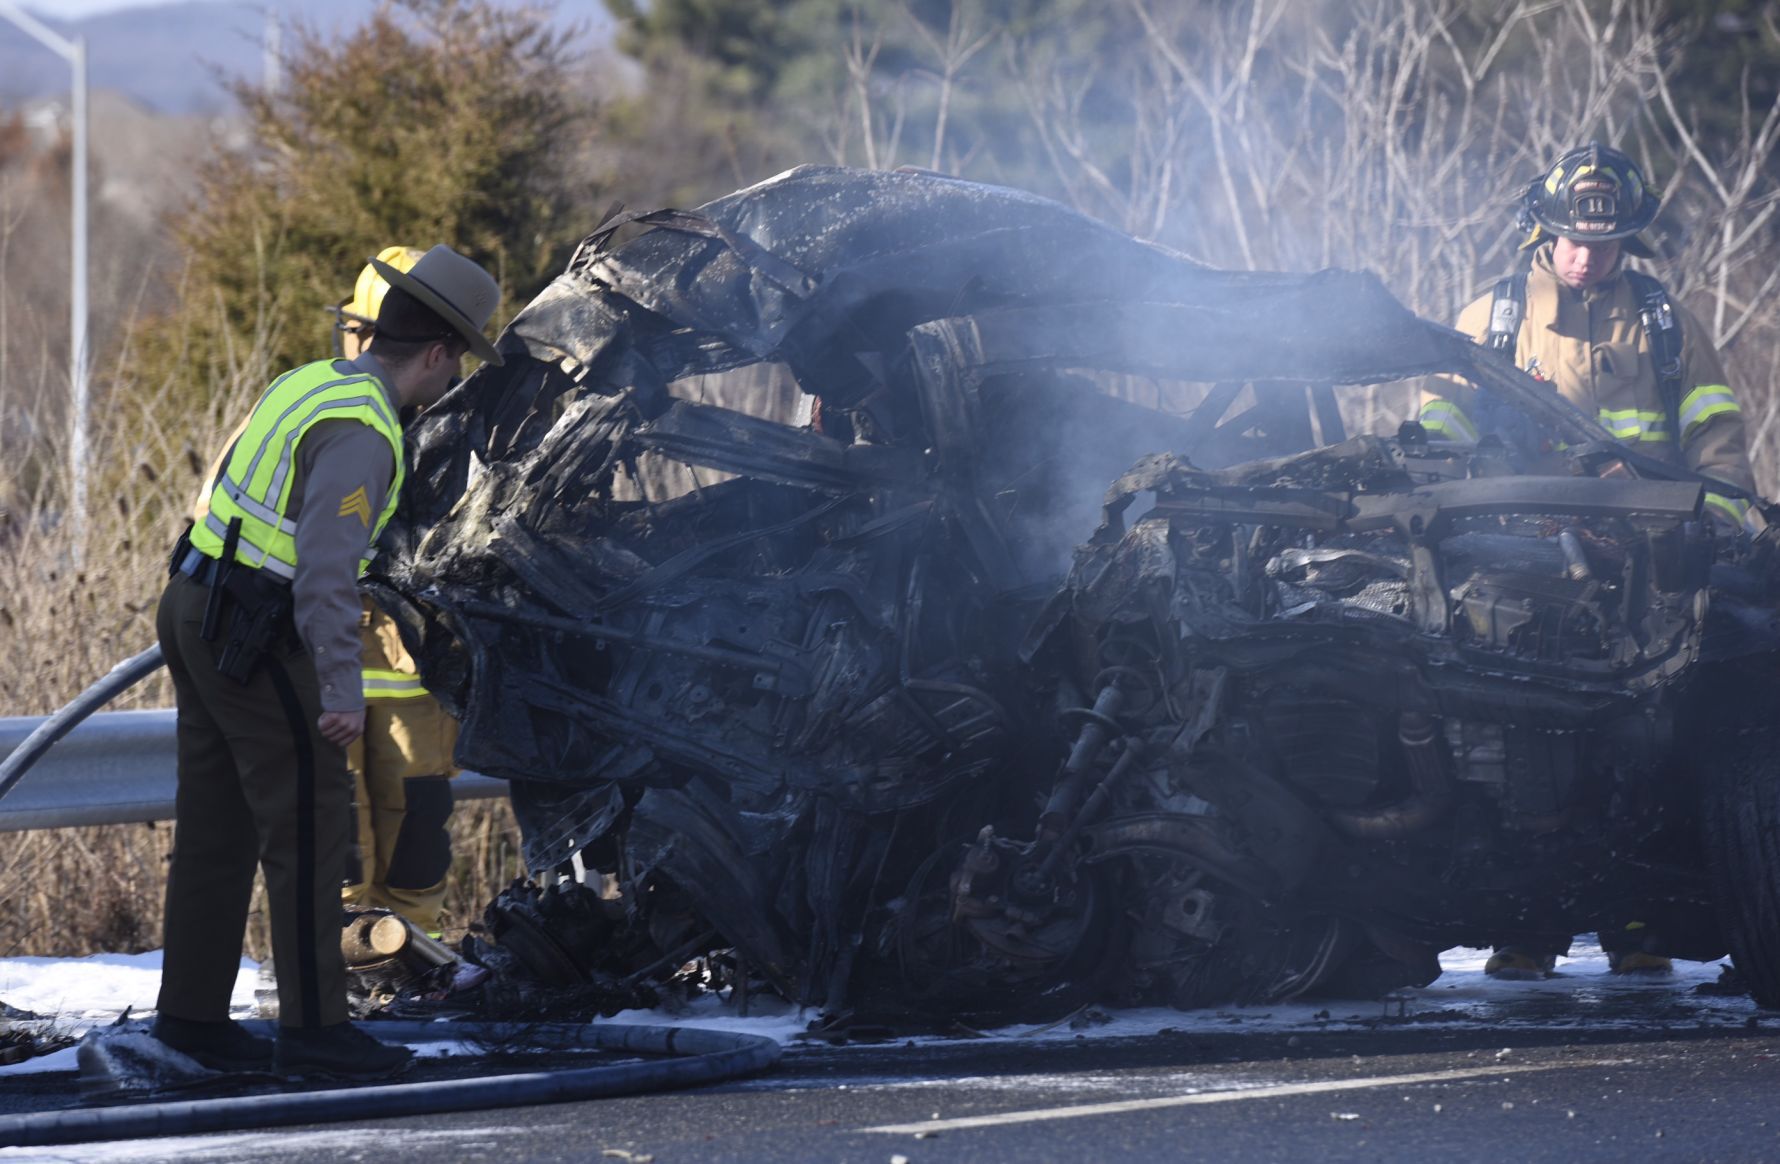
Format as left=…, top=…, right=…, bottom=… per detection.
left=191, top=360, right=405, bottom=580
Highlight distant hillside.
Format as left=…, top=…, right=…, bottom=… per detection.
left=0, top=0, right=609, bottom=114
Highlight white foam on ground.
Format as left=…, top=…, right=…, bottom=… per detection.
left=928, top=940, right=1753, bottom=1048
left=603, top=938, right=1756, bottom=1059
left=0, top=939, right=1758, bottom=1082
left=0, top=942, right=1761, bottom=1161
left=595, top=993, right=813, bottom=1044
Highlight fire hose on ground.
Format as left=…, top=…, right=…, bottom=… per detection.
left=0, top=1021, right=783, bottom=1147
left=0, top=652, right=788, bottom=1141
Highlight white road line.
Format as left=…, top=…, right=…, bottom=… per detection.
left=857, top=1059, right=1625, bottom=1134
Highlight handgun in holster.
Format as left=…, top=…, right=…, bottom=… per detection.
left=200, top=516, right=296, bottom=685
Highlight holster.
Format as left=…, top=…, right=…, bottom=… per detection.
left=213, top=565, right=296, bottom=685
left=194, top=516, right=296, bottom=685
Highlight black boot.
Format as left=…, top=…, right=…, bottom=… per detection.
left=151, top=1015, right=275, bottom=1072
left=273, top=1022, right=413, bottom=1081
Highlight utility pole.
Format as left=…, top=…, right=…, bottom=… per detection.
left=262, top=9, right=281, bottom=94
left=0, top=1, right=89, bottom=563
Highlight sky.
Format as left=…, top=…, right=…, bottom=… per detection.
left=22, top=0, right=182, bottom=14
left=18, top=0, right=156, bottom=15
left=3, top=0, right=609, bottom=114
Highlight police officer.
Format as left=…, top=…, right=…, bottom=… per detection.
left=151, top=246, right=501, bottom=1078
left=334, top=248, right=463, bottom=938
left=1420, top=143, right=1759, bottom=979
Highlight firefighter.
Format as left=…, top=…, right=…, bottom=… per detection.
left=334, top=248, right=461, bottom=938
left=1419, top=142, right=1757, bottom=529
left=151, top=246, right=501, bottom=1079
left=1419, top=143, right=1758, bottom=979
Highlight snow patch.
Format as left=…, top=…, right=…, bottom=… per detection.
left=0, top=951, right=257, bottom=1024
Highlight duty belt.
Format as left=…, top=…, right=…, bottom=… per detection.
left=176, top=546, right=220, bottom=586
left=177, top=545, right=291, bottom=591
left=175, top=521, right=296, bottom=684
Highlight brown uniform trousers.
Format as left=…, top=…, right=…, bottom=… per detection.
left=155, top=572, right=351, bottom=1029
left=343, top=603, right=458, bottom=933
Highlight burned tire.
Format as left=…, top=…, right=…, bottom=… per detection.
left=879, top=837, right=1119, bottom=1023
left=1702, top=723, right=1780, bottom=1009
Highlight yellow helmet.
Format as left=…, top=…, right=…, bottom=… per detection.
left=339, top=245, right=427, bottom=323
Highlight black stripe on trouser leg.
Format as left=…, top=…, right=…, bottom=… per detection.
left=264, top=656, right=322, bottom=1029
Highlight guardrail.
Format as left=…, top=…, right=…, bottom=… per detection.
left=0, top=710, right=509, bottom=832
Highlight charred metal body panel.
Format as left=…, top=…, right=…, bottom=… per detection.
left=381, top=165, right=1780, bottom=1021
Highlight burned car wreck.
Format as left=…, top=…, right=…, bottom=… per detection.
left=374, top=165, right=1780, bottom=1023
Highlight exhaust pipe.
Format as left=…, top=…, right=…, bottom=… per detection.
left=1329, top=711, right=1454, bottom=840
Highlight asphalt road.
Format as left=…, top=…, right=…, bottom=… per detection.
left=1, top=981, right=1776, bottom=1164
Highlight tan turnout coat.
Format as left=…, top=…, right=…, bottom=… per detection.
left=1419, top=247, right=1754, bottom=526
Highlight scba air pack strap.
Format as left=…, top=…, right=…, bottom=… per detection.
left=1488, top=268, right=1684, bottom=438
left=1486, top=273, right=1527, bottom=354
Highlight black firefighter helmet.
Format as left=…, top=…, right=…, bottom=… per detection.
left=1518, top=142, right=1659, bottom=257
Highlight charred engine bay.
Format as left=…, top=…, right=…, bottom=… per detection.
left=375, top=165, right=1780, bottom=1026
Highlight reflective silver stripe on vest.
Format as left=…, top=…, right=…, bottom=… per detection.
left=230, top=365, right=335, bottom=495
left=204, top=364, right=304, bottom=501
left=200, top=511, right=297, bottom=579
left=231, top=372, right=397, bottom=521
left=261, top=391, right=401, bottom=525
left=217, top=474, right=297, bottom=534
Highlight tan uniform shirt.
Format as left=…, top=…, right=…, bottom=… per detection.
left=195, top=355, right=399, bottom=712
left=1419, top=248, right=1755, bottom=524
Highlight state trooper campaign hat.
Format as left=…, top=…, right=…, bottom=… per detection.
left=341, top=245, right=426, bottom=325
left=370, top=244, right=504, bottom=365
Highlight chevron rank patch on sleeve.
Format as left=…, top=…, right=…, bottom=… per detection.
left=338, top=485, right=373, bottom=528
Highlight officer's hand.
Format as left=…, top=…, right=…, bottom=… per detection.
left=317, top=709, right=365, bottom=747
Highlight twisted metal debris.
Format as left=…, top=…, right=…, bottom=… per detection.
left=377, top=165, right=1780, bottom=1023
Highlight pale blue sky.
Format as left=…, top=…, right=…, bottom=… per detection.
left=22, top=0, right=162, bottom=15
